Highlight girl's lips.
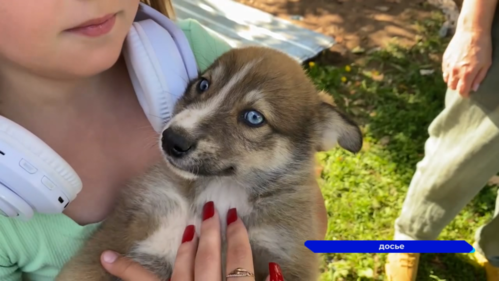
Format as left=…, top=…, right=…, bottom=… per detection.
left=66, top=13, right=117, bottom=37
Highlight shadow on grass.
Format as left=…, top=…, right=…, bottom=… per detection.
left=419, top=253, right=486, bottom=281
left=309, top=36, right=497, bottom=281
left=470, top=186, right=498, bottom=218
left=308, top=41, right=447, bottom=176
left=306, top=12, right=497, bottom=280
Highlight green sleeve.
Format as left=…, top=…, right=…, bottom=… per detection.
left=177, top=19, right=233, bottom=72
left=0, top=265, right=21, bottom=281
left=0, top=222, right=20, bottom=281
left=0, top=238, right=21, bottom=281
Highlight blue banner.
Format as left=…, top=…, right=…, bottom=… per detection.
left=304, top=240, right=474, bottom=253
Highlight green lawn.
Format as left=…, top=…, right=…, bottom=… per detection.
left=308, top=11, right=498, bottom=281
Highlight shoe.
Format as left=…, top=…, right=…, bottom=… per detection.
left=474, top=250, right=499, bottom=281
left=385, top=253, right=420, bottom=281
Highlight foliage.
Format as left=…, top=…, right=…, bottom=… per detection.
left=308, top=11, right=496, bottom=281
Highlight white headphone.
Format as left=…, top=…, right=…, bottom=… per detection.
left=0, top=3, right=198, bottom=221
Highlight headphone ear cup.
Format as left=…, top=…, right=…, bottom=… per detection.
left=0, top=183, right=33, bottom=220
left=124, top=19, right=194, bottom=133
left=135, top=3, right=198, bottom=81
left=0, top=116, right=80, bottom=218
left=0, top=116, right=81, bottom=200
left=127, top=3, right=199, bottom=133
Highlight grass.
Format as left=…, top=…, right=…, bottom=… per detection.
left=306, top=11, right=498, bottom=281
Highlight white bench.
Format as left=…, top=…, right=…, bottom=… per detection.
left=173, top=0, right=335, bottom=62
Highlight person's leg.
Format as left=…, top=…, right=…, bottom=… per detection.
left=475, top=191, right=499, bottom=270
left=386, top=86, right=499, bottom=281
left=393, top=87, right=499, bottom=241
left=386, top=9, right=499, bottom=280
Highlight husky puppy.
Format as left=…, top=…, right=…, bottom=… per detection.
left=56, top=46, right=363, bottom=281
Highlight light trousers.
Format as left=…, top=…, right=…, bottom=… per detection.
left=393, top=8, right=499, bottom=266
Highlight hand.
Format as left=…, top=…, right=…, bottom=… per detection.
left=100, top=202, right=284, bottom=281
left=442, top=28, right=492, bottom=97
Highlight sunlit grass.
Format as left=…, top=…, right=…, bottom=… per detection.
left=309, top=11, right=496, bottom=281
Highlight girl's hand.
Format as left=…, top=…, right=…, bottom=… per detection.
left=100, top=202, right=284, bottom=281
left=442, top=28, right=492, bottom=97
left=100, top=250, right=160, bottom=281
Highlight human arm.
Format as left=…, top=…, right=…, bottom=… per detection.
left=101, top=205, right=283, bottom=281
left=457, top=0, right=497, bottom=34
left=442, top=0, right=497, bottom=97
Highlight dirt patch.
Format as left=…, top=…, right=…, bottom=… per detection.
left=234, top=0, right=447, bottom=65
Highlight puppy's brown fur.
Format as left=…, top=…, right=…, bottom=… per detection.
left=56, top=46, right=363, bottom=281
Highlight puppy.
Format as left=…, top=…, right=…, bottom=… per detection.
left=56, top=46, right=363, bottom=281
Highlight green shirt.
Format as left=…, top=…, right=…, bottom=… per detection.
left=0, top=18, right=231, bottom=281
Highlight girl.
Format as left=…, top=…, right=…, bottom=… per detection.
left=0, top=1, right=327, bottom=280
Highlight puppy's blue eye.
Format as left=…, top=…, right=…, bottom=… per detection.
left=197, top=78, right=209, bottom=92
left=242, top=110, right=265, bottom=127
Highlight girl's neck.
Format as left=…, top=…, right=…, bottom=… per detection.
left=0, top=56, right=163, bottom=225
left=0, top=57, right=125, bottom=126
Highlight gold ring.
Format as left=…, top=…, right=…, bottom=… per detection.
left=226, top=267, right=255, bottom=278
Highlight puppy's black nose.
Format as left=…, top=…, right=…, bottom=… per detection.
left=161, top=128, right=195, bottom=158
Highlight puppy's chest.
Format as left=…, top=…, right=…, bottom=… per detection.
left=192, top=179, right=254, bottom=228
left=132, top=178, right=258, bottom=261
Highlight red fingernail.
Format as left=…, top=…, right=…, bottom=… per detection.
left=269, top=262, right=283, bottom=281
left=203, top=201, right=214, bottom=221
left=181, top=225, right=195, bottom=243
left=227, top=208, right=238, bottom=225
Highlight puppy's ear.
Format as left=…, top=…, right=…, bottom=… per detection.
left=315, top=93, right=363, bottom=153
